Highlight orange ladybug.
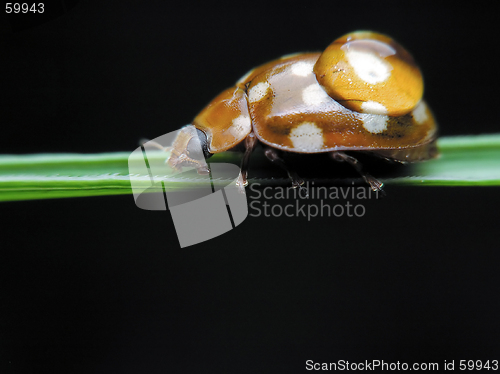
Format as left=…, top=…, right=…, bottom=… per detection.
left=167, top=31, right=438, bottom=194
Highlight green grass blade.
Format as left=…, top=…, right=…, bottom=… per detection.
left=1, top=134, right=499, bottom=202
left=389, top=134, right=500, bottom=186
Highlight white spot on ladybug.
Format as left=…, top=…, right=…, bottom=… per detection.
left=248, top=82, right=270, bottom=103
left=230, top=114, right=252, bottom=138
left=237, top=69, right=254, bottom=84
left=291, top=61, right=315, bottom=77
left=345, top=49, right=391, bottom=84
left=412, top=101, right=428, bottom=124
left=302, top=83, right=331, bottom=106
left=361, top=101, right=388, bottom=115
left=359, top=113, right=389, bottom=134
left=289, top=122, right=324, bottom=151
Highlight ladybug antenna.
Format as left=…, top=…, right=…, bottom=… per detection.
left=139, top=138, right=170, bottom=152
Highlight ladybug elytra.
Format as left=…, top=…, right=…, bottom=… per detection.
left=166, top=31, right=438, bottom=194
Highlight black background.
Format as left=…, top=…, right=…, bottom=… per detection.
left=1, top=1, right=499, bottom=372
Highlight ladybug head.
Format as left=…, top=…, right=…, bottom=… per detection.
left=167, top=125, right=212, bottom=174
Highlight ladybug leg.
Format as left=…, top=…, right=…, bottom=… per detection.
left=264, top=148, right=309, bottom=198
left=236, top=132, right=258, bottom=192
left=330, top=151, right=384, bottom=193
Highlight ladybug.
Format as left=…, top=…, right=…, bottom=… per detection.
left=167, top=31, right=438, bottom=194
